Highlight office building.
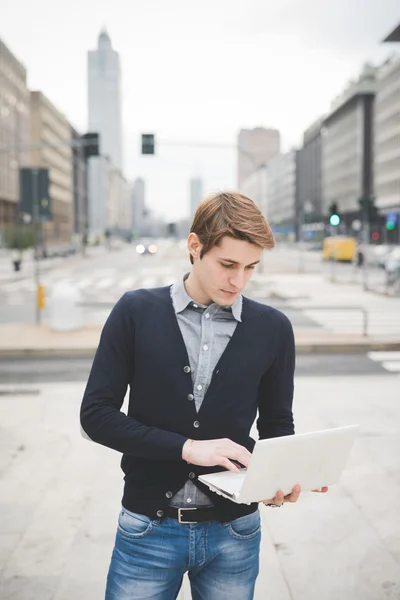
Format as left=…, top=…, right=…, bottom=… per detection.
left=30, top=91, right=73, bottom=244
left=321, top=64, right=377, bottom=224
left=189, top=177, right=203, bottom=220
left=265, top=150, right=298, bottom=237
left=88, top=29, right=123, bottom=171
left=0, top=37, right=30, bottom=232
left=131, top=177, right=146, bottom=237
left=297, top=117, right=324, bottom=224
left=71, top=127, right=88, bottom=238
left=237, top=127, right=280, bottom=188
left=374, top=56, right=400, bottom=215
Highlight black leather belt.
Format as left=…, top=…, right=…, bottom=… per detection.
left=165, top=506, right=228, bottom=524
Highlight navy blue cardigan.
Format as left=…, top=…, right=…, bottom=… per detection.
left=80, top=286, right=295, bottom=520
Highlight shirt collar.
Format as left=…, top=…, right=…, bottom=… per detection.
left=171, top=274, right=243, bottom=322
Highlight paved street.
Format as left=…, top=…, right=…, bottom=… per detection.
left=0, top=352, right=400, bottom=385
left=1, top=243, right=400, bottom=340
left=1, top=241, right=400, bottom=599
left=0, top=372, right=399, bottom=600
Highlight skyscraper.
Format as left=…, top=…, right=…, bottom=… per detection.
left=131, top=178, right=146, bottom=236
left=190, top=178, right=203, bottom=220
left=88, top=29, right=123, bottom=171
left=237, top=127, right=280, bottom=188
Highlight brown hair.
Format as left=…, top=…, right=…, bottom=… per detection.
left=189, top=191, right=275, bottom=264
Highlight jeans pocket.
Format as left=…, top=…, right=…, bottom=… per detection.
left=225, top=510, right=261, bottom=540
left=117, top=509, right=154, bottom=539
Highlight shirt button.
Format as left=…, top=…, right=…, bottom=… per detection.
left=165, top=491, right=172, bottom=499
left=205, top=313, right=210, bottom=319
left=184, top=366, right=191, bottom=373
left=193, top=420, right=200, bottom=428
left=203, top=344, right=208, bottom=351
left=197, top=384, right=202, bottom=391
left=187, top=394, right=194, bottom=401
left=186, top=498, right=192, bottom=504
left=193, top=303, right=198, bottom=308
left=189, top=472, right=195, bottom=479
left=157, top=510, right=164, bottom=518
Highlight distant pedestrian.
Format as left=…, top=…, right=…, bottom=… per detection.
left=80, top=191, right=327, bottom=600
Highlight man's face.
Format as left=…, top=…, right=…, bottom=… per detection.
left=191, top=235, right=262, bottom=306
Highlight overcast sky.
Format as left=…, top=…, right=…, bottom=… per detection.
left=1, top=0, right=399, bottom=220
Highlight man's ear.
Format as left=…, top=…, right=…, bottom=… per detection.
left=187, top=232, right=202, bottom=261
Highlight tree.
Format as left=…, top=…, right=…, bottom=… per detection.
left=4, top=223, right=35, bottom=251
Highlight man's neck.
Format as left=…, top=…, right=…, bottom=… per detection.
left=184, top=272, right=212, bottom=306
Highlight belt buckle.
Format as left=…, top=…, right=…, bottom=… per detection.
left=178, top=508, right=198, bottom=524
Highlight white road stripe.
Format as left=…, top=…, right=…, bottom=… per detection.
left=119, top=276, right=137, bottom=289
left=94, top=277, right=115, bottom=290
left=381, top=361, right=400, bottom=372
left=76, top=278, right=94, bottom=290
left=368, top=351, right=400, bottom=362
left=140, top=276, right=157, bottom=288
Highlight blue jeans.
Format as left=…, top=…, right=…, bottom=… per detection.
left=105, top=506, right=261, bottom=600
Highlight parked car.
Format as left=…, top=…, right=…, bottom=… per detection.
left=383, top=246, right=400, bottom=273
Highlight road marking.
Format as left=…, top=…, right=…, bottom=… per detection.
left=76, top=278, right=94, bottom=290
left=368, top=352, right=400, bottom=362
left=95, top=277, right=115, bottom=290
left=381, top=361, right=400, bottom=373
left=161, top=274, right=175, bottom=286
left=119, top=276, right=137, bottom=290
left=140, top=276, right=157, bottom=288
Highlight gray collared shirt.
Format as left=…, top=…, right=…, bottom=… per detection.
left=169, top=274, right=242, bottom=507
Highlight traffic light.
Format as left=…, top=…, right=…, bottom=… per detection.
left=386, top=212, right=398, bottom=231
left=328, top=202, right=340, bottom=227
left=141, top=134, right=155, bottom=155
left=359, top=194, right=379, bottom=224
left=82, top=133, right=100, bottom=159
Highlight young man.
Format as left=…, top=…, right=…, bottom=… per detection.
left=80, top=191, right=325, bottom=599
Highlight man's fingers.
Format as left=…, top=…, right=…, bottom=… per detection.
left=284, top=484, right=301, bottom=503
left=219, top=457, right=240, bottom=473
left=312, top=486, right=329, bottom=493
left=222, top=443, right=251, bottom=468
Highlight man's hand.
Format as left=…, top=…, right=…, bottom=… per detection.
left=182, top=438, right=251, bottom=472
left=260, top=485, right=329, bottom=506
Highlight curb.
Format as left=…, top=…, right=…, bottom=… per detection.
left=1, top=340, right=400, bottom=359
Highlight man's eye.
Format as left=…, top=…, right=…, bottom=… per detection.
left=221, top=263, right=234, bottom=269
left=246, top=265, right=256, bottom=270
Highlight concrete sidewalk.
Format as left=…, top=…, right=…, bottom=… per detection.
left=0, top=378, right=399, bottom=599
left=0, top=322, right=400, bottom=358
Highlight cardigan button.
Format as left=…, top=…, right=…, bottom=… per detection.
left=184, top=366, right=191, bottom=373
left=189, top=472, right=195, bottom=479
left=157, top=510, right=164, bottom=518
left=193, top=420, right=200, bottom=428
left=187, top=394, right=194, bottom=401
left=165, top=491, right=173, bottom=499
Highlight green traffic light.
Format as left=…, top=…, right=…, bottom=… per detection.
left=386, top=222, right=395, bottom=231
left=330, top=214, right=340, bottom=226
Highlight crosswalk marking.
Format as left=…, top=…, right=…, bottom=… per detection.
left=95, top=277, right=115, bottom=290
left=367, top=351, right=400, bottom=374
left=382, top=361, right=400, bottom=372
left=367, top=351, right=400, bottom=361
left=119, top=276, right=137, bottom=290
left=140, top=276, right=157, bottom=288
left=76, top=278, right=94, bottom=290
left=304, top=309, right=400, bottom=336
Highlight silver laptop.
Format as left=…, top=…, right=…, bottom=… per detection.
left=198, top=425, right=359, bottom=504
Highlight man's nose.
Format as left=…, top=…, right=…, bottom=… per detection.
left=229, top=270, right=245, bottom=289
